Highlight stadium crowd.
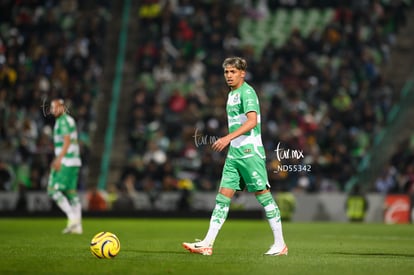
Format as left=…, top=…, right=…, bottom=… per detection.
left=0, top=1, right=110, bottom=195
left=1, top=0, right=412, bottom=211
left=119, top=0, right=412, bottom=197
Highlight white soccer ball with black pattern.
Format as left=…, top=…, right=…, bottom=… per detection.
left=90, top=232, right=121, bottom=259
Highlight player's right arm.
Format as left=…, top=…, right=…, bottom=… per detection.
left=52, top=134, right=70, bottom=171
left=212, top=111, right=257, bottom=152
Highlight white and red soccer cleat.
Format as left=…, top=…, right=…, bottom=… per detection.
left=264, top=244, right=288, bottom=256
left=182, top=240, right=213, bottom=256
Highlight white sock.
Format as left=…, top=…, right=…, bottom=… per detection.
left=203, top=200, right=230, bottom=246
left=69, top=195, right=82, bottom=222
left=267, top=216, right=285, bottom=249
left=52, top=191, right=75, bottom=221
left=258, top=193, right=286, bottom=249
left=203, top=224, right=220, bottom=247
left=72, top=201, right=82, bottom=223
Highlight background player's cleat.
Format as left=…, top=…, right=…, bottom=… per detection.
left=182, top=240, right=213, bottom=256
left=264, top=244, right=288, bottom=256
left=62, top=222, right=83, bottom=234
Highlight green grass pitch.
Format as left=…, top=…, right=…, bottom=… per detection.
left=0, top=218, right=413, bottom=275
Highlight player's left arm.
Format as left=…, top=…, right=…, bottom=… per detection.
left=212, top=111, right=257, bottom=152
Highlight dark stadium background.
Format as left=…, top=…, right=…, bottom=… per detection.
left=0, top=0, right=413, bottom=223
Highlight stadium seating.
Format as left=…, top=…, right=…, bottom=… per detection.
left=121, top=1, right=410, bottom=195
left=239, top=8, right=335, bottom=57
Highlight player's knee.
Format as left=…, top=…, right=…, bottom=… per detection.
left=216, top=193, right=231, bottom=205
left=66, top=190, right=79, bottom=203
left=48, top=188, right=61, bottom=201
left=256, top=191, right=273, bottom=206
left=256, top=192, right=280, bottom=220
left=47, top=187, right=55, bottom=197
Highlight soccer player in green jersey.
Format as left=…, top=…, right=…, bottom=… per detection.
left=183, top=57, right=287, bottom=256
left=47, top=99, right=83, bottom=234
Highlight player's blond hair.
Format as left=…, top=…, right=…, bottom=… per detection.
left=222, top=57, right=247, bottom=71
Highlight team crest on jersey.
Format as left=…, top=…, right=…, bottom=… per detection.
left=228, top=93, right=240, bottom=106
left=232, top=93, right=239, bottom=104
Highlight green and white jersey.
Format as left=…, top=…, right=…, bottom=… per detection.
left=53, top=113, right=82, bottom=167
left=226, top=82, right=265, bottom=159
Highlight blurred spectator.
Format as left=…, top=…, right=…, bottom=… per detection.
left=87, top=187, right=108, bottom=211
left=375, top=164, right=397, bottom=194
left=345, top=184, right=368, bottom=222
left=400, top=162, right=414, bottom=195
left=0, top=160, right=14, bottom=191
left=389, top=136, right=414, bottom=195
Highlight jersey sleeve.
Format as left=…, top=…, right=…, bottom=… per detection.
left=59, top=117, right=72, bottom=136
left=242, top=88, right=259, bottom=114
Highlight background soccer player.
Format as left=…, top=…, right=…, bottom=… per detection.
left=47, top=99, right=83, bottom=234
left=183, top=57, right=287, bottom=256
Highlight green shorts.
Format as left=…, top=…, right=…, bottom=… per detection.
left=219, top=155, right=270, bottom=192
left=48, top=165, right=80, bottom=192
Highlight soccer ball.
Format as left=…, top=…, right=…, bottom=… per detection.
left=90, top=232, right=121, bottom=259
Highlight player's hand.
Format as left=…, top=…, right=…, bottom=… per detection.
left=52, top=157, right=62, bottom=171
left=212, top=136, right=231, bottom=152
